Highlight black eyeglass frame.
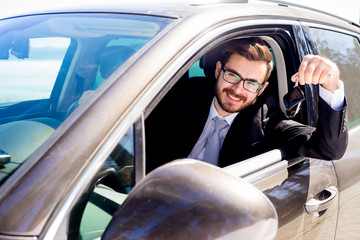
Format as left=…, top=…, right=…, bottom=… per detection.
left=220, top=64, right=265, bottom=93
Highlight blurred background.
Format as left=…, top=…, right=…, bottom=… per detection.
left=285, top=0, right=360, bottom=23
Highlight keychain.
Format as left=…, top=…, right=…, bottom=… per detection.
left=283, top=76, right=305, bottom=118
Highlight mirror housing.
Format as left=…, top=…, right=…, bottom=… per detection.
left=103, top=159, right=278, bottom=239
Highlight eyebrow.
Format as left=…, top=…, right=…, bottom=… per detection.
left=224, top=66, right=261, bottom=83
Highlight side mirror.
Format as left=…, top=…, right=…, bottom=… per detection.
left=103, top=159, right=278, bottom=239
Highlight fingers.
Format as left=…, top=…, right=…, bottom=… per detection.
left=294, top=55, right=340, bottom=92
left=291, top=72, right=298, bottom=83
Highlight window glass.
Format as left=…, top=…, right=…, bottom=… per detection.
left=308, top=28, right=360, bottom=128
left=93, top=37, right=148, bottom=89
left=0, top=13, right=172, bottom=187
left=78, top=126, right=135, bottom=240
left=0, top=37, right=69, bottom=104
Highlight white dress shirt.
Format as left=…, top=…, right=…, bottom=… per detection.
left=188, top=99, right=237, bottom=161
left=319, top=80, right=345, bottom=110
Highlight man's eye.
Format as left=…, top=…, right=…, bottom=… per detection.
left=228, top=72, right=238, bottom=78
left=248, top=81, right=257, bottom=86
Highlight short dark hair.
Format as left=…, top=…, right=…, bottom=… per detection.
left=220, top=37, right=274, bottom=82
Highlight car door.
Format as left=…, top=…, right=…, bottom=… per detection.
left=300, top=21, right=360, bottom=239
left=215, top=24, right=339, bottom=239
left=263, top=23, right=341, bottom=240
left=75, top=20, right=339, bottom=239
left=42, top=14, right=341, bottom=240
left=140, top=20, right=340, bottom=239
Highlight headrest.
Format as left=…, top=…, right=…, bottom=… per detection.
left=200, top=46, right=221, bottom=79
left=99, top=46, right=136, bottom=79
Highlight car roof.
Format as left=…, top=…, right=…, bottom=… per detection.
left=0, top=0, right=359, bottom=29
left=0, top=0, right=192, bottom=19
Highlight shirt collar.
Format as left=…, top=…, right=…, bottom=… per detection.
left=207, top=98, right=238, bottom=126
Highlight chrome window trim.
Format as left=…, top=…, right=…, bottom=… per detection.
left=223, top=149, right=285, bottom=179
left=134, top=113, right=146, bottom=183
left=244, top=160, right=288, bottom=184
left=223, top=149, right=306, bottom=185
left=350, top=124, right=360, bottom=137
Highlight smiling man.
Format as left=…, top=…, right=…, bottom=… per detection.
left=146, top=37, right=348, bottom=171
left=213, top=45, right=271, bottom=116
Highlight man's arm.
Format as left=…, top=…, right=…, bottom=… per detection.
left=319, top=80, right=344, bottom=110
left=285, top=55, right=348, bottom=160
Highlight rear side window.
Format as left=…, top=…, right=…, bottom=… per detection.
left=308, top=27, right=360, bottom=128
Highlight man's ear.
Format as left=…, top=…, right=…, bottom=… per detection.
left=258, top=81, right=269, bottom=96
left=215, top=61, right=222, bottom=79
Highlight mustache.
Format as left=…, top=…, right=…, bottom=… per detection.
left=223, top=88, right=246, bottom=101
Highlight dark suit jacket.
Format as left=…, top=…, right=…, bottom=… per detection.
left=145, top=77, right=348, bottom=171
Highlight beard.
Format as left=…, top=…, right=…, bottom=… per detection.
left=215, top=80, right=258, bottom=114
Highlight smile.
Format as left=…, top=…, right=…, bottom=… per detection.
left=227, top=92, right=242, bottom=101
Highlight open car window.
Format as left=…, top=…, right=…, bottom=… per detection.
left=144, top=34, right=292, bottom=172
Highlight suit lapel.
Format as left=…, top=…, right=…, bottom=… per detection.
left=218, top=99, right=265, bottom=167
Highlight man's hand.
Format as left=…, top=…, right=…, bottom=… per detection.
left=291, top=55, right=340, bottom=93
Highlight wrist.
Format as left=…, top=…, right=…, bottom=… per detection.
left=321, top=80, right=340, bottom=94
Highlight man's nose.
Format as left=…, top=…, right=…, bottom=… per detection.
left=231, top=81, right=246, bottom=94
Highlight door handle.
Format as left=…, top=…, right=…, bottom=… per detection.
left=305, top=186, right=337, bottom=216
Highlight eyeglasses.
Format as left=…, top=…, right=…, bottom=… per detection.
left=221, top=64, right=264, bottom=93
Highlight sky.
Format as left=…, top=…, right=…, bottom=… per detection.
left=284, top=0, right=360, bottom=23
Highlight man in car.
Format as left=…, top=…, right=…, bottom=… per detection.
left=146, top=37, right=348, bottom=171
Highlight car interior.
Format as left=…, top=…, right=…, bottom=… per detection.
left=144, top=35, right=291, bottom=172
left=0, top=40, right=137, bottom=182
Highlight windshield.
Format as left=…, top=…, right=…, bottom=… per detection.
left=0, top=13, right=172, bottom=186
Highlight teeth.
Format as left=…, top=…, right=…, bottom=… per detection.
left=228, top=93, right=241, bottom=101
